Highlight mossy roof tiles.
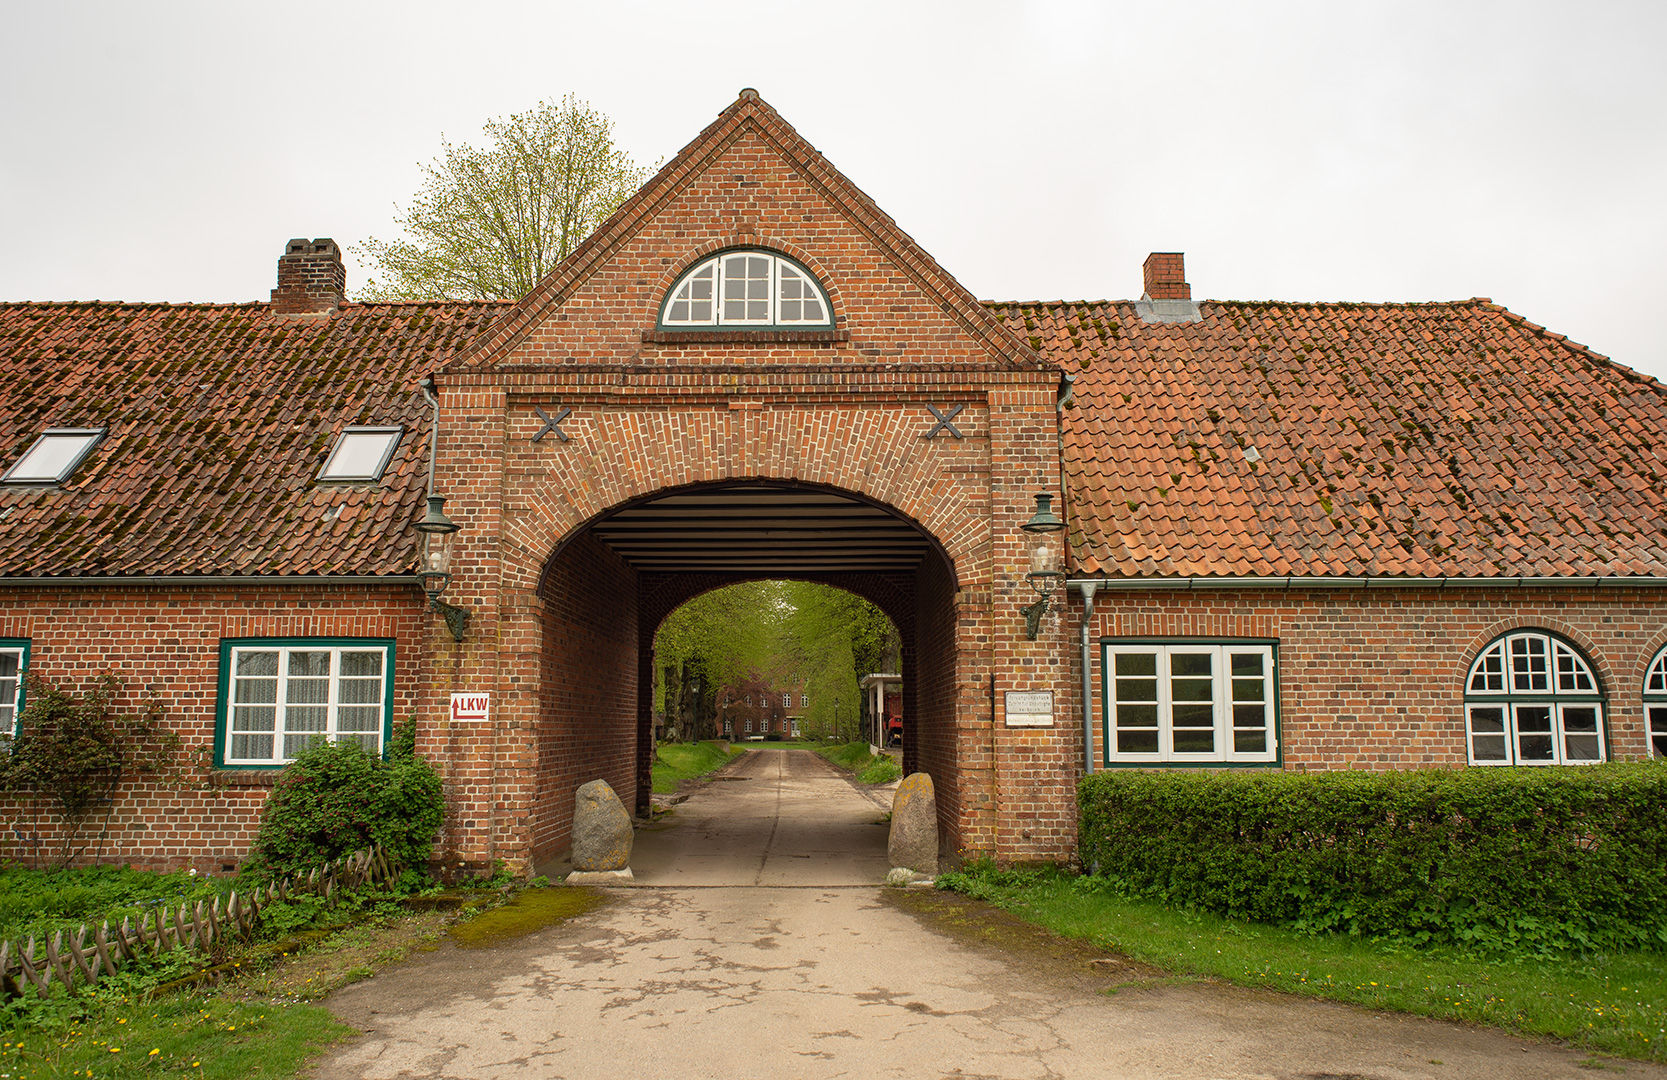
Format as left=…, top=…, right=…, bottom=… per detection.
left=992, top=298, right=1667, bottom=580
left=4, top=292, right=1659, bottom=583
left=0, top=299, right=505, bottom=577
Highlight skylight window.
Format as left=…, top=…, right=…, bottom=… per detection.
left=3, top=428, right=105, bottom=484
left=660, top=251, right=831, bottom=328
left=318, top=426, right=402, bottom=483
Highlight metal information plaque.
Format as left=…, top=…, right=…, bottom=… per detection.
left=1004, top=690, right=1054, bottom=727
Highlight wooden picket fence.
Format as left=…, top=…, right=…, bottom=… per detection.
left=0, top=845, right=399, bottom=997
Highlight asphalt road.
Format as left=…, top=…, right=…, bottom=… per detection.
left=313, top=749, right=1659, bottom=1079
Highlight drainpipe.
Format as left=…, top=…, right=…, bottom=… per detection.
left=1078, top=580, right=1097, bottom=776
left=419, top=377, right=440, bottom=499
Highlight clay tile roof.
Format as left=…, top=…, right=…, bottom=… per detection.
left=0, top=299, right=505, bottom=578
left=990, top=298, right=1667, bottom=580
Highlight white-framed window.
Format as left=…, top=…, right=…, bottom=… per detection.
left=800, top=692, right=809, bottom=708
left=782, top=692, right=791, bottom=708
left=1464, top=630, right=1605, bottom=765
left=3, top=428, right=105, bottom=484
left=1102, top=641, right=1278, bottom=764
left=660, top=251, right=831, bottom=327
left=317, top=426, right=402, bottom=483
left=218, top=639, right=393, bottom=766
left=0, top=640, right=28, bottom=739
left=745, top=719, right=753, bottom=734
left=791, top=719, right=801, bottom=737
left=723, top=720, right=732, bottom=735
left=1640, top=643, right=1667, bottom=759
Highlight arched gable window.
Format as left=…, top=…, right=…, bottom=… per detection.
left=660, top=250, right=831, bottom=328
left=1463, top=630, right=1605, bottom=765
left=1640, top=645, right=1667, bottom=758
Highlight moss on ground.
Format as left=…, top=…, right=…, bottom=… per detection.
left=449, top=887, right=608, bottom=949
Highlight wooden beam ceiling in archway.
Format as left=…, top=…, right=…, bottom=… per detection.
left=586, top=484, right=932, bottom=573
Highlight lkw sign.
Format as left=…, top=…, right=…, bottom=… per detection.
left=451, top=693, right=491, bottom=724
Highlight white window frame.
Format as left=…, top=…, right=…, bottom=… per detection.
left=3, top=428, right=105, bottom=484
left=801, top=692, right=809, bottom=708
left=1102, top=640, right=1278, bottom=764
left=1640, top=643, right=1667, bottom=759
left=1463, top=630, right=1606, bottom=766
left=0, top=641, right=28, bottom=740
left=660, top=251, right=831, bottom=328
left=317, top=425, right=403, bottom=483
left=219, top=640, right=393, bottom=766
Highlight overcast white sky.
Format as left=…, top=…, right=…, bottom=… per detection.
left=3, top=1, right=1663, bottom=378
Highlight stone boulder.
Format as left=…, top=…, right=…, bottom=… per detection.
left=888, top=772, right=938, bottom=874
left=571, top=779, right=633, bottom=872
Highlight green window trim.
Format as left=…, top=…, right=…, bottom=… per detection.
left=1463, top=628, right=1608, bottom=766
left=0, top=638, right=30, bottom=738
left=657, top=249, right=833, bottom=329
left=213, top=637, right=395, bottom=769
left=1638, top=642, right=1667, bottom=759
left=1099, top=637, right=1282, bottom=768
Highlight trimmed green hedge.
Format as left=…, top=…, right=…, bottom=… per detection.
left=1078, top=763, right=1667, bottom=954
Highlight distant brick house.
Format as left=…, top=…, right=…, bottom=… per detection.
left=3, top=90, right=1666, bottom=873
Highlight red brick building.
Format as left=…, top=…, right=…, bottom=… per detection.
left=3, top=90, right=1666, bottom=873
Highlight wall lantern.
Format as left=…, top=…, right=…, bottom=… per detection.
left=414, top=495, right=471, bottom=641
left=1019, top=492, right=1065, bottom=640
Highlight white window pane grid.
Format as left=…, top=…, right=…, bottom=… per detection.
left=1468, top=641, right=1506, bottom=692
left=721, top=254, right=773, bottom=324
left=1466, top=702, right=1605, bottom=766
left=1105, top=644, right=1276, bottom=763
left=6, top=430, right=102, bottom=483
left=776, top=263, right=827, bottom=324
left=1510, top=635, right=1550, bottom=692
left=226, top=646, right=387, bottom=764
left=319, top=428, right=400, bottom=481
left=1647, top=651, right=1667, bottom=694
left=1554, top=641, right=1596, bottom=692
left=1465, top=632, right=1605, bottom=765
left=663, top=254, right=830, bottom=327
left=1649, top=706, right=1667, bottom=758
left=664, top=263, right=717, bottom=324
left=0, top=649, right=22, bottom=733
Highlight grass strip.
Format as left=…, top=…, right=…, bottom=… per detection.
left=1, top=992, right=347, bottom=1079
left=938, top=865, right=1667, bottom=1064
left=815, top=742, right=901, bottom=784
left=651, top=740, right=743, bottom=793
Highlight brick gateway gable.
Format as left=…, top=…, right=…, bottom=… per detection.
left=7, top=91, right=1667, bottom=874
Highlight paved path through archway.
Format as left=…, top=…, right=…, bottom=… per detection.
left=316, top=750, right=1659, bottom=1079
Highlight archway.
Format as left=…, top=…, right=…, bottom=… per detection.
left=528, top=480, right=959, bottom=867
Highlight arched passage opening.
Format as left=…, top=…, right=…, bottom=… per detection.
left=528, top=480, right=960, bottom=867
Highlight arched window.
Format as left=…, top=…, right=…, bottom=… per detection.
left=660, top=250, right=831, bottom=327
left=1641, top=645, right=1667, bottom=758
left=1464, top=630, right=1605, bottom=765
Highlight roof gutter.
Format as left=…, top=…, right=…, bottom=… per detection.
left=1067, top=574, right=1667, bottom=591
left=0, top=575, right=421, bottom=588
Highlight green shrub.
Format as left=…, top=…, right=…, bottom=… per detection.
left=248, top=729, right=443, bottom=876
left=1078, top=763, right=1667, bottom=955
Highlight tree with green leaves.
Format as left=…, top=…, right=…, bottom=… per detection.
left=652, top=580, right=899, bottom=743
left=355, top=96, right=656, bottom=301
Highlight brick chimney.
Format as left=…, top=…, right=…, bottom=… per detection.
left=1142, top=252, right=1190, bottom=301
left=271, top=238, right=345, bottom=314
